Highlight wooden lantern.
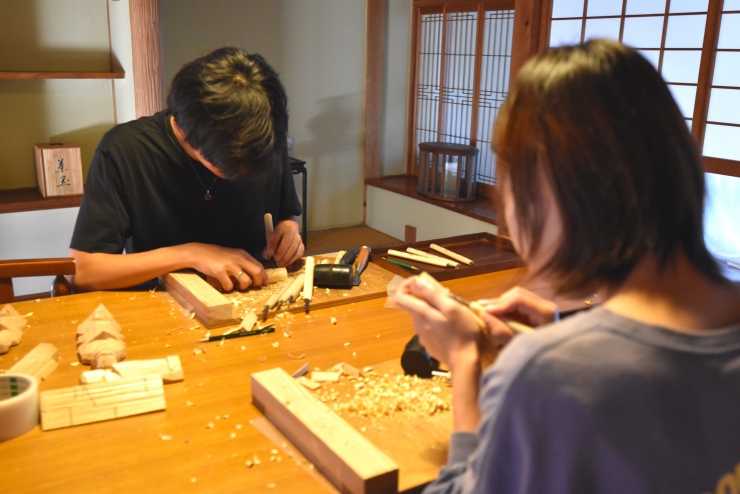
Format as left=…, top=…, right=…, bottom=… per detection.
left=417, top=142, right=478, bottom=202
left=34, top=143, right=84, bottom=198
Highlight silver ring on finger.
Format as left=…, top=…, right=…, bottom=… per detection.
left=236, top=271, right=244, bottom=278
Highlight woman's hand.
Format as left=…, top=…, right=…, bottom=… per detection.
left=393, top=275, right=482, bottom=371
left=477, top=287, right=558, bottom=345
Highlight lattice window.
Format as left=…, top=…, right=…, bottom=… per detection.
left=547, top=0, right=740, bottom=177
left=410, top=1, right=515, bottom=186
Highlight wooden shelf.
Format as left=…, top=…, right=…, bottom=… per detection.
left=365, top=175, right=499, bottom=225
left=0, top=187, right=82, bottom=214
left=0, top=71, right=125, bottom=80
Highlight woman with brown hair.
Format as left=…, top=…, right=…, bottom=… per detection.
left=394, top=39, right=740, bottom=493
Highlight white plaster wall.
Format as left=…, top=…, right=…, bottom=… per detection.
left=0, top=207, right=80, bottom=295
left=160, top=0, right=367, bottom=231
left=366, top=186, right=497, bottom=240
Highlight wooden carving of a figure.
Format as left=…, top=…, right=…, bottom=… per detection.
left=76, top=304, right=126, bottom=369
left=0, top=304, right=27, bottom=354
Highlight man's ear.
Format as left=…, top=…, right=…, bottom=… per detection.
left=170, top=117, right=186, bottom=141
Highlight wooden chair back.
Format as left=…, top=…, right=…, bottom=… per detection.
left=0, top=258, right=76, bottom=304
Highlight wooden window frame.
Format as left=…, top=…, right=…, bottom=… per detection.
left=538, top=0, right=740, bottom=178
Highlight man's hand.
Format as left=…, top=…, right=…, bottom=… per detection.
left=183, top=243, right=268, bottom=291
left=263, top=218, right=304, bottom=267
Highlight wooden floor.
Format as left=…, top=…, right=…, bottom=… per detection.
left=304, top=225, right=401, bottom=255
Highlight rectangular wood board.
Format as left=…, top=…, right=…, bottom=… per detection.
left=372, top=232, right=524, bottom=281
left=252, top=367, right=399, bottom=494
left=254, top=360, right=453, bottom=493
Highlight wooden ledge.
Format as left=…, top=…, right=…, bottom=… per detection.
left=365, top=175, right=499, bottom=225
left=0, top=187, right=82, bottom=214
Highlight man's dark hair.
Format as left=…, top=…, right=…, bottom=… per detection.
left=493, top=39, right=724, bottom=296
left=167, top=47, right=288, bottom=179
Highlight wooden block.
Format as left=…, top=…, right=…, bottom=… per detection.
left=311, top=371, right=341, bottom=383
left=296, top=376, right=321, bottom=390
left=292, top=363, right=310, bottom=378
left=39, top=376, right=166, bottom=431
left=252, top=368, right=398, bottom=494
left=111, top=355, right=183, bottom=383
left=266, top=267, right=287, bottom=284
left=34, top=143, right=84, bottom=198
left=10, top=343, right=60, bottom=380
left=160, top=271, right=238, bottom=328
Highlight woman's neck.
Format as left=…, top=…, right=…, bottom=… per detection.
left=603, top=252, right=740, bottom=332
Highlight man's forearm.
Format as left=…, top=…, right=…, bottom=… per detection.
left=69, top=247, right=189, bottom=292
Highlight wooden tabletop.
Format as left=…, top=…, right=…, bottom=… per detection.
left=0, top=268, right=574, bottom=493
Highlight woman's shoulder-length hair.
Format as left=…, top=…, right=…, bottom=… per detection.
left=493, top=38, right=724, bottom=296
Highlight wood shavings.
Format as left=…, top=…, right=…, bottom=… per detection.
left=313, top=371, right=452, bottom=420
left=35, top=299, right=40, bottom=302
left=186, top=401, right=195, bottom=407
left=267, top=483, right=276, bottom=489
left=206, top=422, right=215, bottom=429
left=129, top=295, right=136, bottom=301
left=259, top=356, right=267, bottom=362
left=271, top=342, right=279, bottom=348
left=193, top=347, right=206, bottom=355
left=343, top=342, right=350, bottom=346
left=230, top=432, right=237, bottom=438
left=70, top=362, right=80, bottom=366
left=246, top=460, right=253, bottom=468
left=292, top=363, right=310, bottom=378
left=283, top=330, right=292, bottom=338
left=330, top=317, right=337, bottom=325
left=191, top=477, right=197, bottom=483
left=241, top=346, right=246, bottom=351
left=159, top=434, right=172, bottom=441
left=235, top=424, right=243, bottom=429
left=22, top=312, right=33, bottom=317
left=287, top=352, right=305, bottom=360
left=363, top=366, right=373, bottom=372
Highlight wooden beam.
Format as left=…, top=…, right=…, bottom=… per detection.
left=160, top=271, right=238, bottom=328
left=39, top=376, right=166, bottom=431
left=510, top=0, right=546, bottom=83
left=129, top=0, right=165, bottom=118
left=364, top=0, right=388, bottom=181
left=251, top=367, right=399, bottom=494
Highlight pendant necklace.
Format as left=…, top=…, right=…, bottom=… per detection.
left=186, top=155, right=219, bottom=200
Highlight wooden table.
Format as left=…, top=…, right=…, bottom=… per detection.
left=0, top=268, right=567, bottom=493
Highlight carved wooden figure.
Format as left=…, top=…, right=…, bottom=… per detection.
left=0, top=304, right=27, bottom=354
left=76, top=304, right=126, bottom=369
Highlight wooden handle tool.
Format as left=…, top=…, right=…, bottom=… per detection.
left=264, top=213, right=274, bottom=259
left=282, top=273, right=306, bottom=306
left=303, top=256, right=315, bottom=313
left=429, top=243, right=474, bottom=266
left=352, top=246, right=371, bottom=286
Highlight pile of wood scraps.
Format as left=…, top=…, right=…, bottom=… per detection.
left=252, top=359, right=453, bottom=493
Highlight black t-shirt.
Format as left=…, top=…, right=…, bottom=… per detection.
left=70, top=110, right=302, bottom=261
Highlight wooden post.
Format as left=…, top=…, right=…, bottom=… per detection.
left=129, top=0, right=165, bottom=117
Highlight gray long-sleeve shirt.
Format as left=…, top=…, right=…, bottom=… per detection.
left=424, top=307, right=740, bottom=494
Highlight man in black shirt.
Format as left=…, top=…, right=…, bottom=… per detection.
left=69, top=48, right=303, bottom=291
